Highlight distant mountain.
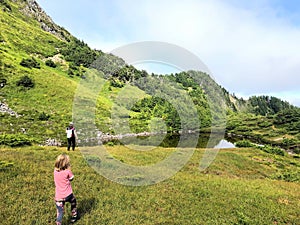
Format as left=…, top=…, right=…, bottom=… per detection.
left=0, top=0, right=297, bottom=146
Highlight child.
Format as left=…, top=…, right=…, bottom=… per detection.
left=54, top=154, right=78, bottom=224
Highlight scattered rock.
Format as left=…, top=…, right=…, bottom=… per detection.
left=0, top=102, right=20, bottom=117
left=45, top=138, right=61, bottom=146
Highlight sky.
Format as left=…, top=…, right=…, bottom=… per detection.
left=35, top=0, right=300, bottom=106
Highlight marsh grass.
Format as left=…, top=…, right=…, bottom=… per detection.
left=1, top=146, right=300, bottom=224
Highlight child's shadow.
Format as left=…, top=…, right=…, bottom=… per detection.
left=77, top=198, right=97, bottom=221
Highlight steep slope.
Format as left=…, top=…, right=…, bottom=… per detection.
left=0, top=0, right=88, bottom=144
left=0, top=0, right=224, bottom=144
left=0, top=0, right=298, bottom=147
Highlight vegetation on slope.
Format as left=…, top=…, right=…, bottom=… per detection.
left=0, top=0, right=299, bottom=149
left=226, top=108, right=300, bottom=151
left=248, top=95, right=295, bottom=116
left=1, top=1, right=300, bottom=224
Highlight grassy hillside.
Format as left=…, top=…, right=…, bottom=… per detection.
left=226, top=110, right=300, bottom=151
left=0, top=0, right=123, bottom=143
left=1, top=0, right=299, bottom=150
left=0, top=0, right=81, bottom=143
left=1, top=145, right=300, bottom=224
left=0, top=0, right=221, bottom=145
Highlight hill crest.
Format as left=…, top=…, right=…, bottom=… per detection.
left=0, top=0, right=298, bottom=148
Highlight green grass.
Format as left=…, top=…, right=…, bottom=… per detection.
left=0, top=0, right=79, bottom=142
left=1, top=0, right=299, bottom=148
left=0, top=0, right=115, bottom=142
left=226, top=113, right=300, bottom=147
left=1, top=0, right=150, bottom=140
left=1, top=145, right=300, bottom=224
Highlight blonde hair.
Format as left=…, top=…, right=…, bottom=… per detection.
left=55, top=154, right=70, bottom=171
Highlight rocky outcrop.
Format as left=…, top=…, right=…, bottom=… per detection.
left=0, top=102, right=20, bottom=117
left=19, top=0, right=70, bottom=41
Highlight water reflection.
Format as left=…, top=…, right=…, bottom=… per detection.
left=213, top=139, right=235, bottom=149
left=110, top=133, right=235, bottom=149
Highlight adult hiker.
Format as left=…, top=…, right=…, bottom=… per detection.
left=66, top=122, right=77, bottom=151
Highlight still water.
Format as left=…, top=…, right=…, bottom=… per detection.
left=112, top=133, right=236, bottom=149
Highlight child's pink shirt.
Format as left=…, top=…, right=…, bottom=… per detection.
left=54, top=169, right=74, bottom=200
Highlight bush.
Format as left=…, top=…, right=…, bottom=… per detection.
left=258, top=120, right=272, bottom=128
left=20, top=58, right=40, bottom=69
left=0, top=78, right=7, bottom=88
left=273, top=171, right=300, bottom=182
left=235, top=126, right=252, bottom=132
left=258, top=145, right=286, bottom=156
left=235, top=140, right=254, bottom=148
left=293, top=148, right=300, bottom=155
left=45, top=59, right=56, bottom=68
left=60, top=38, right=97, bottom=67
left=110, top=78, right=124, bottom=88
left=16, top=75, right=35, bottom=89
left=0, top=134, right=34, bottom=147
left=105, top=141, right=115, bottom=146
left=38, top=112, right=50, bottom=121
left=282, top=138, right=297, bottom=148
left=1, top=0, right=12, bottom=11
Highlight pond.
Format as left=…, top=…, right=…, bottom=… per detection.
left=109, top=132, right=236, bottom=149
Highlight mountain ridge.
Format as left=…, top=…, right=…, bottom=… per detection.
left=0, top=0, right=298, bottom=148
left=17, top=0, right=71, bottom=41
left=11, top=0, right=295, bottom=112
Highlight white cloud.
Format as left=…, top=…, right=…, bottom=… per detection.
left=104, top=0, right=300, bottom=105
left=36, top=0, right=300, bottom=106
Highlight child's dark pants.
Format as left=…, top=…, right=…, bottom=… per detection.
left=55, top=193, right=77, bottom=224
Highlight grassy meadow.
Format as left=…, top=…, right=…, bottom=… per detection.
left=1, top=145, right=300, bottom=224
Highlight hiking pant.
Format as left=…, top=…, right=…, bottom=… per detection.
left=67, top=137, right=76, bottom=151
left=55, top=193, right=77, bottom=224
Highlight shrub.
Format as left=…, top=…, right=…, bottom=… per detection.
left=45, top=59, right=56, bottom=68
left=235, top=126, right=252, bottom=132
left=235, top=140, right=254, bottom=148
left=0, top=78, right=7, bottom=88
left=258, top=145, right=286, bottom=156
left=60, top=38, right=97, bottom=67
left=110, top=78, right=124, bottom=88
left=0, top=134, right=34, bottom=147
left=20, top=58, right=40, bottom=69
left=105, top=141, right=115, bottom=146
left=293, top=148, right=300, bottom=155
left=1, top=0, right=12, bottom=11
left=282, top=138, right=297, bottom=148
left=38, top=112, right=50, bottom=121
left=16, top=75, right=35, bottom=89
left=273, top=171, right=300, bottom=182
left=258, top=120, right=272, bottom=128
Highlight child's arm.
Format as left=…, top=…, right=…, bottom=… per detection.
left=68, top=168, right=74, bottom=181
